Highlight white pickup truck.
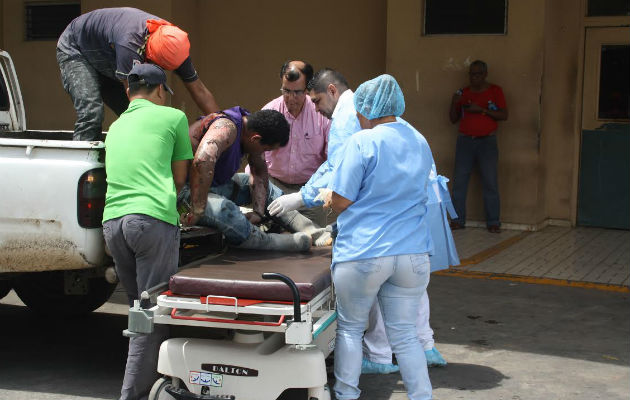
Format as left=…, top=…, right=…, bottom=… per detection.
left=0, top=50, right=117, bottom=314
left=0, top=50, right=223, bottom=315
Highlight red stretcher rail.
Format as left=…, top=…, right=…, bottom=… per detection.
left=170, top=308, right=286, bottom=327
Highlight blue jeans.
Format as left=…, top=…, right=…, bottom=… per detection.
left=179, top=173, right=283, bottom=244
left=57, top=50, right=129, bottom=141
left=451, top=134, right=500, bottom=227
left=332, top=253, right=432, bottom=400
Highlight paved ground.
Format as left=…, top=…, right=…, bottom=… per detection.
left=448, top=226, right=630, bottom=289
left=0, top=226, right=628, bottom=400
left=1, top=273, right=628, bottom=399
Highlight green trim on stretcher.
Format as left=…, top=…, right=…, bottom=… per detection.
left=313, top=311, right=337, bottom=339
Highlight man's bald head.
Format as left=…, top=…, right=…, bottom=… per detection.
left=280, top=60, right=314, bottom=84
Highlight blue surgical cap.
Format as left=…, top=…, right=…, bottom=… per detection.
left=354, top=74, right=405, bottom=120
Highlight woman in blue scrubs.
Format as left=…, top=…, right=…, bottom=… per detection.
left=329, top=74, right=434, bottom=400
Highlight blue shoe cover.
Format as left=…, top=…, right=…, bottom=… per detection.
left=425, top=347, right=447, bottom=367
left=361, top=358, right=400, bottom=374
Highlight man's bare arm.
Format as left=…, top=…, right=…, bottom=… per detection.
left=247, top=152, right=270, bottom=218
left=171, top=160, right=189, bottom=195
left=449, top=92, right=462, bottom=124
left=187, top=119, right=236, bottom=224
left=183, top=79, right=220, bottom=115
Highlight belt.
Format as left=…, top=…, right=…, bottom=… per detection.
left=460, top=133, right=495, bottom=140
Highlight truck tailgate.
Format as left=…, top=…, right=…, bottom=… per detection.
left=0, top=142, right=107, bottom=272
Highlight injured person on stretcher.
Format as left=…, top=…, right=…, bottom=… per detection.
left=179, top=107, right=331, bottom=252
left=125, top=247, right=337, bottom=400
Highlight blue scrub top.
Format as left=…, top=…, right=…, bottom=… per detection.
left=301, top=90, right=360, bottom=208
left=330, top=121, right=434, bottom=266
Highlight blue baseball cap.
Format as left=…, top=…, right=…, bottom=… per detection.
left=128, top=63, right=173, bottom=94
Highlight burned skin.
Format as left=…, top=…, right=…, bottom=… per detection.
left=187, top=117, right=270, bottom=224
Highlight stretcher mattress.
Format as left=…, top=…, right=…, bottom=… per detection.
left=169, top=247, right=332, bottom=302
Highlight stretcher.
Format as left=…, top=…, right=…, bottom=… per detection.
left=124, top=247, right=336, bottom=400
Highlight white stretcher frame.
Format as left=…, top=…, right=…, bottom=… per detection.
left=127, top=282, right=336, bottom=345
left=124, top=264, right=337, bottom=400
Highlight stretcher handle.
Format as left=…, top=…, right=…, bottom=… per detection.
left=262, top=272, right=301, bottom=322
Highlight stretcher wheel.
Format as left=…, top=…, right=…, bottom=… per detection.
left=148, top=377, right=176, bottom=400
left=276, top=385, right=331, bottom=400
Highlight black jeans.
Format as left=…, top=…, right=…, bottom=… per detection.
left=57, top=50, right=129, bottom=141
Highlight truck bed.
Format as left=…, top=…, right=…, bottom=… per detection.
left=0, top=130, right=77, bottom=141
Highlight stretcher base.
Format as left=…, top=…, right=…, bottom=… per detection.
left=154, top=333, right=332, bottom=400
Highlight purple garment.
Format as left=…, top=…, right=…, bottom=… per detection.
left=200, top=106, right=250, bottom=187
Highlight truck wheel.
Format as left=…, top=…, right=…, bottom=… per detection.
left=13, top=271, right=116, bottom=316
left=0, top=280, right=11, bottom=300
left=148, top=377, right=176, bottom=400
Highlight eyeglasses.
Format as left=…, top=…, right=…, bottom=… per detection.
left=280, top=88, right=306, bottom=97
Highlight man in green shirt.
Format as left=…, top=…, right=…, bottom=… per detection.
left=102, top=63, right=192, bottom=400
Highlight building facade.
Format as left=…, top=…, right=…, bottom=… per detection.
left=1, top=0, right=628, bottom=229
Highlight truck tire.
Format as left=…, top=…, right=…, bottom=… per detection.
left=13, top=270, right=116, bottom=316
left=0, top=280, right=11, bottom=300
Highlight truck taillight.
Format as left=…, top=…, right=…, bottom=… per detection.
left=77, top=168, right=106, bottom=228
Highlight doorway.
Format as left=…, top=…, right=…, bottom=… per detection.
left=577, top=26, right=630, bottom=230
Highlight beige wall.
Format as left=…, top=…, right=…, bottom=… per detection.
left=539, top=0, right=582, bottom=222
left=1, top=0, right=386, bottom=131
left=387, top=0, right=552, bottom=226
left=2, top=0, right=609, bottom=227
left=189, top=0, right=386, bottom=115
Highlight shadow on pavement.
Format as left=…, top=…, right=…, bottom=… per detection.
left=429, top=363, right=507, bottom=390
left=352, top=363, right=506, bottom=399
left=428, top=275, right=630, bottom=367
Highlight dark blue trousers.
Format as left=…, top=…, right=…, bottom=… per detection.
left=451, top=134, right=500, bottom=227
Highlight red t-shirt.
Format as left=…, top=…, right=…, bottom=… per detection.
left=456, top=84, right=506, bottom=137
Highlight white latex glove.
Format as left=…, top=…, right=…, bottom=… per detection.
left=314, top=188, right=332, bottom=206
left=267, top=192, right=304, bottom=216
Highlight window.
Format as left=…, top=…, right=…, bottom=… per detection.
left=587, top=0, right=630, bottom=17
left=424, top=0, right=507, bottom=35
left=598, top=45, right=629, bottom=120
left=25, top=2, right=80, bottom=41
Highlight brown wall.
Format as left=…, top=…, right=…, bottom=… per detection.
left=387, top=0, right=548, bottom=226
left=539, top=0, right=581, bottom=222
left=189, top=0, right=387, bottom=115
left=1, top=0, right=604, bottom=227
left=1, top=0, right=386, bottom=131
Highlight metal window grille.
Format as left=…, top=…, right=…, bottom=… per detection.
left=25, top=2, right=80, bottom=41
left=423, top=0, right=508, bottom=35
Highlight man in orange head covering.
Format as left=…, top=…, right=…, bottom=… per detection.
left=57, top=7, right=220, bottom=141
